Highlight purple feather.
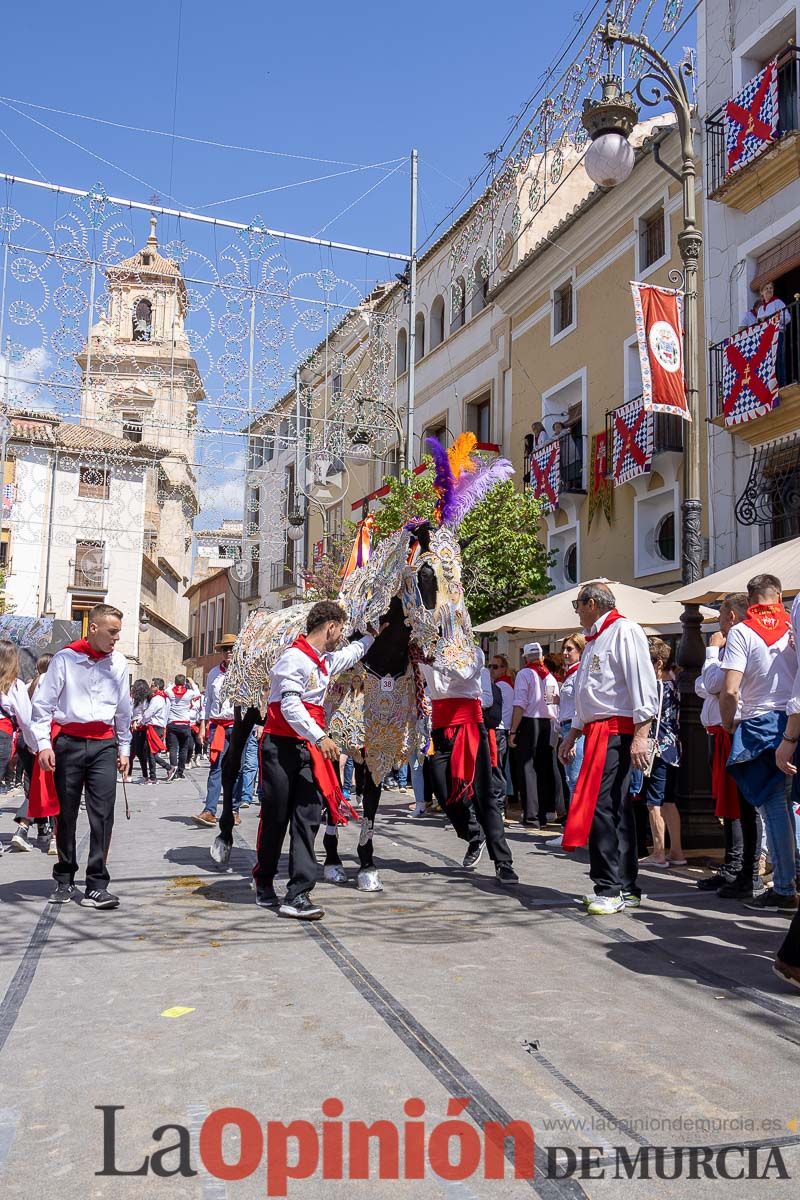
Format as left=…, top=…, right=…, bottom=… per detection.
left=445, top=458, right=515, bottom=527
left=425, top=437, right=456, bottom=524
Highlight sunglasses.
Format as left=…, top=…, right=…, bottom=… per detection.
left=489, top=664, right=501, bottom=669
left=572, top=596, right=590, bottom=611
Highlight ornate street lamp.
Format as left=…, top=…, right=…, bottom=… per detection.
left=581, top=18, right=713, bottom=843
left=581, top=16, right=703, bottom=586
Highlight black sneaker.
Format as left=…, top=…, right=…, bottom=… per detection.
left=48, top=882, right=76, bottom=904
left=167, top=766, right=178, bottom=782
left=718, top=881, right=765, bottom=900
left=462, top=839, right=486, bottom=869
left=279, top=893, right=324, bottom=920
left=744, top=889, right=798, bottom=913
left=82, top=889, right=120, bottom=909
left=696, top=872, right=734, bottom=891
left=495, top=864, right=519, bottom=886
left=254, top=883, right=280, bottom=909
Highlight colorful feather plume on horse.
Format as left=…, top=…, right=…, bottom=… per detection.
left=425, top=435, right=514, bottom=529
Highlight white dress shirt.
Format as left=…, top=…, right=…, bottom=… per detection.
left=573, top=614, right=658, bottom=730
left=143, top=695, right=169, bottom=727
left=722, top=622, right=795, bottom=720
left=558, top=666, right=580, bottom=726
left=269, top=636, right=374, bottom=742
left=30, top=647, right=133, bottom=753
left=497, top=679, right=514, bottom=730
left=0, top=678, right=36, bottom=753
left=696, top=648, right=724, bottom=728
left=131, top=700, right=148, bottom=728
left=204, top=665, right=235, bottom=722
left=512, top=666, right=558, bottom=719
left=418, top=647, right=487, bottom=703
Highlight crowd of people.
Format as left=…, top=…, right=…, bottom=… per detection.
left=2, top=581, right=800, bottom=992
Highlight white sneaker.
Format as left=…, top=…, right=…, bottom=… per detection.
left=47, top=836, right=57, bottom=856
left=10, top=830, right=32, bottom=852
left=586, top=894, right=625, bottom=916
left=548, top=835, right=564, bottom=849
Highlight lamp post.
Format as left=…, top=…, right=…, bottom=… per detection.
left=581, top=16, right=703, bottom=585
left=581, top=19, right=714, bottom=844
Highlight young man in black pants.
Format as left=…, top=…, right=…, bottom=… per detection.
left=252, top=601, right=375, bottom=920
left=30, top=604, right=132, bottom=909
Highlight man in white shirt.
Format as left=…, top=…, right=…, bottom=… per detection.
left=420, top=646, right=517, bottom=884
left=695, top=593, right=764, bottom=899
left=508, top=642, right=559, bottom=828
left=721, top=573, right=798, bottom=914
left=193, top=635, right=237, bottom=827
left=253, top=601, right=374, bottom=920
left=558, top=583, right=658, bottom=916
left=30, top=604, right=132, bottom=909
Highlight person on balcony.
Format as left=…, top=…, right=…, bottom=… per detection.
left=741, top=281, right=792, bottom=386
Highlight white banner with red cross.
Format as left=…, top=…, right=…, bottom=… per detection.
left=529, top=439, right=561, bottom=511
left=611, top=397, right=653, bottom=487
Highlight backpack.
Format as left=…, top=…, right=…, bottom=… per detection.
left=483, top=680, right=503, bottom=730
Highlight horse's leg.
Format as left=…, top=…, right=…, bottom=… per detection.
left=357, top=767, right=383, bottom=892
left=211, top=705, right=259, bottom=866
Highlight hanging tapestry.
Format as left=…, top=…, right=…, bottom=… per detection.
left=725, top=59, right=779, bottom=177
left=612, top=397, right=652, bottom=487
left=529, top=439, right=561, bottom=511
left=587, top=432, right=614, bottom=528
left=722, top=316, right=781, bottom=427
left=631, top=282, right=689, bottom=420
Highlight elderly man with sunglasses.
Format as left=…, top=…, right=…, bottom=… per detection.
left=558, top=582, right=658, bottom=915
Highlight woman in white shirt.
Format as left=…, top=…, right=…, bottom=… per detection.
left=130, top=678, right=152, bottom=782
left=0, top=641, right=37, bottom=854
left=10, top=653, right=56, bottom=853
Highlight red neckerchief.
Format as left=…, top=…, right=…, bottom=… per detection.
left=564, top=662, right=580, bottom=678
left=292, top=635, right=329, bottom=676
left=495, top=673, right=514, bottom=687
left=67, top=638, right=109, bottom=662
left=526, top=661, right=550, bottom=680
left=219, top=660, right=228, bottom=674
left=743, top=603, right=790, bottom=647
left=151, top=690, right=167, bottom=699
left=172, top=685, right=188, bottom=698
left=584, top=610, right=625, bottom=644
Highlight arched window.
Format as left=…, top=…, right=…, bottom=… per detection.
left=414, top=312, right=425, bottom=362
left=471, top=257, right=489, bottom=317
left=429, top=295, right=445, bottom=349
left=451, top=278, right=466, bottom=332
left=133, top=298, right=152, bottom=342
left=396, top=327, right=408, bottom=375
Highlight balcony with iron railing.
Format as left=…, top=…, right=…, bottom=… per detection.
left=523, top=427, right=585, bottom=499
left=708, top=297, right=800, bottom=445
left=604, top=398, right=684, bottom=468
left=705, top=45, right=800, bottom=210
left=269, top=559, right=295, bottom=592
left=68, top=559, right=109, bottom=592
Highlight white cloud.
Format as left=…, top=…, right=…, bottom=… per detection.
left=0, top=345, right=56, bottom=410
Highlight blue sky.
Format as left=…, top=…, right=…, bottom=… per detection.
left=0, top=1, right=611, bottom=257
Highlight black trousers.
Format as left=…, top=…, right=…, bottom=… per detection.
left=0, top=730, right=12, bottom=784
left=254, top=734, right=322, bottom=902
left=130, top=728, right=148, bottom=778
left=53, top=735, right=118, bottom=891
left=429, top=724, right=512, bottom=866
left=491, top=729, right=509, bottom=816
left=517, top=716, right=556, bottom=824
left=145, top=727, right=170, bottom=779
left=735, top=797, right=764, bottom=890
left=167, top=723, right=191, bottom=774
left=588, top=733, right=638, bottom=897
left=357, top=771, right=382, bottom=869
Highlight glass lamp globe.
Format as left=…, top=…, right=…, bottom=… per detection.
left=584, top=132, right=636, bottom=188
left=287, top=523, right=305, bottom=542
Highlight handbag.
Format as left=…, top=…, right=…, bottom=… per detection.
left=642, top=682, right=663, bottom=779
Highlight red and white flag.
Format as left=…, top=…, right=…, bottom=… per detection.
left=631, top=282, right=689, bottom=421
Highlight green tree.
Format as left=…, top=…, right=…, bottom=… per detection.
left=372, top=464, right=552, bottom=624
left=0, top=567, right=13, bottom=615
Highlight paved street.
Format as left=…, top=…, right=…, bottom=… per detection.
left=1, top=770, right=799, bottom=1200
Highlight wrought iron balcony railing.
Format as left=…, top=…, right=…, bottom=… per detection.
left=69, top=559, right=109, bottom=591
left=705, top=45, right=800, bottom=196
left=708, top=296, right=800, bottom=420
left=604, top=398, right=684, bottom=470
left=269, top=560, right=294, bottom=592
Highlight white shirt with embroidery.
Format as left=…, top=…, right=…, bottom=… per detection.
left=573, top=615, right=658, bottom=731
left=418, top=647, right=488, bottom=704
left=268, top=636, right=374, bottom=742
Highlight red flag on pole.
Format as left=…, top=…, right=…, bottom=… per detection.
left=631, top=282, right=689, bottom=421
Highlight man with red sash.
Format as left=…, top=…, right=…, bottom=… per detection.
left=193, top=634, right=237, bottom=827
left=559, top=583, right=658, bottom=915
left=696, top=593, right=765, bottom=900
left=722, top=574, right=799, bottom=915
left=30, top=604, right=132, bottom=909
left=252, top=601, right=374, bottom=920
left=419, top=647, right=518, bottom=885
left=165, top=673, right=194, bottom=780
left=508, top=642, right=560, bottom=828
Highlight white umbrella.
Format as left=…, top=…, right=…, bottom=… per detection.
left=662, top=537, right=800, bottom=605
left=474, top=578, right=717, bottom=634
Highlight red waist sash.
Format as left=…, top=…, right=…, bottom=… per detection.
left=487, top=728, right=498, bottom=769
left=707, top=725, right=740, bottom=820
left=29, top=721, right=119, bottom=819
left=562, top=716, right=635, bottom=851
left=264, top=701, right=357, bottom=825
left=208, top=718, right=234, bottom=764
left=146, top=725, right=167, bottom=754
left=431, top=698, right=483, bottom=806
left=0, top=717, right=13, bottom=735
left=60, top=721, right=114, bottom=739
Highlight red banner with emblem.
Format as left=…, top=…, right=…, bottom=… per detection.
left=588, top=432, right=613, bottom=529
left=631, top=282, right=689, bottom=421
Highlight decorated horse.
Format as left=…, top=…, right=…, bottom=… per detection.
left=215, top=434, right=513, bottom=892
